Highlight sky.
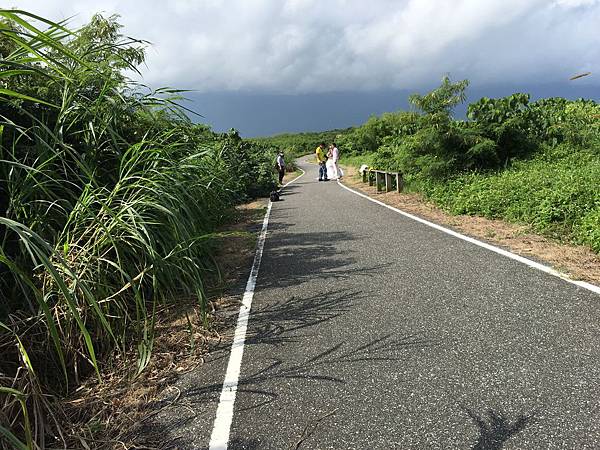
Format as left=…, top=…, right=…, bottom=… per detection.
left=7, top=0, right=600, bottom=136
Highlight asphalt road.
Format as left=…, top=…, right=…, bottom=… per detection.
left=150, top=158, right=600, bottom=449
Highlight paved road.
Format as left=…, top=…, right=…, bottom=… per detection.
left=150, top=158, right=600, bottom=449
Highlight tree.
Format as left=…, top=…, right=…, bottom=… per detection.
left=409, top=76, right=469, bottom=117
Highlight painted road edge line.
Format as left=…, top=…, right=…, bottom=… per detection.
left=337, top=180, right=600, bottom=296
left=208, top=169, right=305, bottom=450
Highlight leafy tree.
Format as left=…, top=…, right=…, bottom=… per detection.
left=468, top=93, right=534, bottom=165
left=378, top=76, right=481, bottom=179
left=409, top=76, right=469, bottom=117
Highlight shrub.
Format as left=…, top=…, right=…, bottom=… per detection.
left=576, top=208, right=600, bottom=252
left=423, top=144, right=600, bottom=245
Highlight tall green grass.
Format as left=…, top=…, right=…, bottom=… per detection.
left=0, top=10, right=276, bottom=447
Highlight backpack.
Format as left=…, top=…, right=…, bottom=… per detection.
left=270, top=190, right=280, bottom=202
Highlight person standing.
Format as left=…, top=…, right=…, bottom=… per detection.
left=331, top=142, right=340, bottom=179
left=326, top=144, right=335, bottom=180
left=315, top=143, right=328, bottom=181
left=276, top=151, right=285, bottom=184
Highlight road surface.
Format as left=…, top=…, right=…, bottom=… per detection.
left=150, top=157, right=600, bottom=449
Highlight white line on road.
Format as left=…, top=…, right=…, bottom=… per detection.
left=208, top=169, right=305, bottom=450
left=338, top=180, right=600, bottom=296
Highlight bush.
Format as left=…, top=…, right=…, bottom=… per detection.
left=337, top=77, right=600, bottom=254
left=337, top=111, right=421, bottom=155
left=576, top=209, right=600, bottom=252
left=423, top=144, right=600, bottom=244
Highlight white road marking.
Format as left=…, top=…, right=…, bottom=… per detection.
left=208, top=169, right=305, bottom=450
left=338, top=180, right=600, bottom=295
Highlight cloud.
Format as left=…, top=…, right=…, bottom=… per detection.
left=553, top=0, right=600, bottom=8
left=7, top=0, right=600, bottom=92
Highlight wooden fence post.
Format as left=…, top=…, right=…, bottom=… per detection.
left=396, top=173, right=403, bottom=193
left=385, top=173, right=393, bottom=192
left=375, top=171, right=382, bottom=192
left=364, top=169, right=403, bottom=193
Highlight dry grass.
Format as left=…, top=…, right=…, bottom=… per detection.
left=341, top=165, right=600, bottom=286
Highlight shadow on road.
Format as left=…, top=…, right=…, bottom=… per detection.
left=464, top=406, right=536, bottom=450
left=256, top=228, right=389, bottom=290
left=183, top=331, right=435, bottom=413
left=134, top=328, right=435, bottom=448
left=128, top=204, right=430, bottom=448
left=245, top=288, right=359, bottom=346
left=129, top=276, right=435, bottom=447
left=204, top=287, right=365, bottom=364
left=279, top=184, right=302, bottom=195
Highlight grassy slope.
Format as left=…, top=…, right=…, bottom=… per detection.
left=340, top=146, right=600, bottom=252
left=422, top=145, right=600, bottom=251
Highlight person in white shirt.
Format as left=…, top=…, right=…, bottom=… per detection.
left=276, top=152, right=285, bottom=184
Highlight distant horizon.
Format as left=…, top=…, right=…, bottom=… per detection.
left=9, top=1, right=600, bottom=137
left=185, top=81, right=599, bottom=138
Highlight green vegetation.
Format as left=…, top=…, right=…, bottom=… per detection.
left=0, top=10, right=279, bottom=447
left=338, top=76, right=600, bottom=252
left=424, top=145, right=600, bottom=244
left=252, top=128, right=352, bottom=158
left=339, top=152, right=377, bottom=169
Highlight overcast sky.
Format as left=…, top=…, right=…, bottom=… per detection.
left=8, top=0, right=600, bottom=135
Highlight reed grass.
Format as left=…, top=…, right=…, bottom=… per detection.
left=0, top=10, right=277, bottom=447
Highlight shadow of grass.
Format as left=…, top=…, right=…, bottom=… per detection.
left=464, top=406, right=535, bottom=450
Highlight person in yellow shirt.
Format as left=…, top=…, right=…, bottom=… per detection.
left=315, top=142, right=328, bottom=181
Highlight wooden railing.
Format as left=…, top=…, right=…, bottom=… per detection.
left=362, top=169, right=403, bottom=193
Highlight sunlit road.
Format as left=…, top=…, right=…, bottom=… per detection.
left=151, top=157, right=600, bottom=449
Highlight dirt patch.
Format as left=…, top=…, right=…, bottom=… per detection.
left=57, top=199, right=268, bottom=449
left=340, top=165, right=600, bottom=286
left=283, top=169, right=303, bottom=185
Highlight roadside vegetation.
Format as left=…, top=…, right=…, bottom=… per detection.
left=335, top=77, right=600, bottom=253
left=0, top=10, right=279, bottom=448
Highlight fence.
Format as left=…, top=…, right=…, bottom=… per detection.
left=362, top=169, right=403, bottom=193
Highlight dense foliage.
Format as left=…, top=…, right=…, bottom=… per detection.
left=338, top=76, right=599, bottom=252
left=0, top=11, right=277, bottom=447
left=252, top=128, right=352, bottom=158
